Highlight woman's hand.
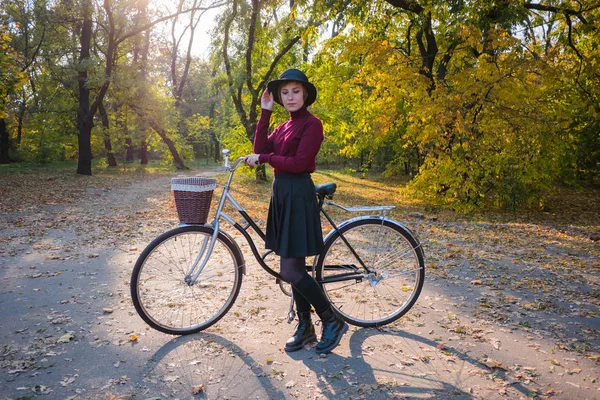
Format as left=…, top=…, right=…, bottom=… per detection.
left=261, top=90, right=274, bottom=111
left=244, top=154, right=261, bottom=167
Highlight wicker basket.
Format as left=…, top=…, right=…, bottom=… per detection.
left=171, top=177, right=217, bottom=224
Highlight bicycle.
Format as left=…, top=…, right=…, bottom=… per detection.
left=131, top=149, right=425, bottom=335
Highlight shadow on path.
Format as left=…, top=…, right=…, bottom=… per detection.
left=289, top=327, right=533, bottom=399
left=143, top=332, right=287, bottom=399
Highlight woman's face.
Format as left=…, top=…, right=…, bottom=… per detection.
left=279, top=81, right=305, bottom=112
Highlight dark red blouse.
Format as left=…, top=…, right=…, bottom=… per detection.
left=254, top=107, right=323, bottom=174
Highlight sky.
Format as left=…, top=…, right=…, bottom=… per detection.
left=190, top=7, right=220, bottom=59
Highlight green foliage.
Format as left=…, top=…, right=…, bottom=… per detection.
left=1, top=0, right=598, bottom=210
left=311, top=1, right=599, bottom=211
left=0, top=28, right=25, bottom=119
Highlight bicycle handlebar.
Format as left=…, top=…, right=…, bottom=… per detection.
left=222, top=149, right=245, bottom=171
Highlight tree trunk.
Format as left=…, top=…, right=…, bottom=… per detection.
left=255, top=164, right=266, bottom=181
left=211, top=132, right=220, bottom=161
left=17, top=95, right=25, bottom=145
left=113, top=103, right=133, bottom=162
left=77, top=119, right=93, bottom=175
left=104, top=139, right=117, bottom=167
left=76, top=0, right=93, bottom=176
left=125, top=138, right=134, bottom=162
left=208, top=68, right=221, bottom=162
left=98, top=102, right=117, bottom=167
left=140, top=139, right=148, bottom=164
left=0, top=118, right=9, bottom=164
left=146, top=119, right=187, bottom=169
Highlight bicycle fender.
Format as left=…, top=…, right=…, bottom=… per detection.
left=322, top=215, right=422, bottom=247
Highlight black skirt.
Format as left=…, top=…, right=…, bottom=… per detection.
left=265, top=172, right=324, bottom=258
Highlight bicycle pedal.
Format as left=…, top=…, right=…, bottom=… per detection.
left=287, top=311, right=296, bottom=324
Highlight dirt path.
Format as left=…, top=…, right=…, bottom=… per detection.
left=0, top=169, right=598, bottom=399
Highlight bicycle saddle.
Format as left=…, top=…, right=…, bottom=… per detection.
left=315, top=183, right=337, bottom=198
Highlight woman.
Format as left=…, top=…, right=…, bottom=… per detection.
left=244, top=68, right=348, bottom=355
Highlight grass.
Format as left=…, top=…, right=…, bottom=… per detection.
left=0, top=158, right=221, bottom=176
left=0, top=159, right=215, bottom=214
left=2, top=159, right=599, bottom=228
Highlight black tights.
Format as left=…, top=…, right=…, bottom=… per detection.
left=280, top=257, right=330, bottom=315
left=279, top=257, right=307, bottom=285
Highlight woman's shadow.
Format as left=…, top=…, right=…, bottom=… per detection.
left=142, top=332, right=287, bottom=399
left=288, top=326, right=532, bottom=399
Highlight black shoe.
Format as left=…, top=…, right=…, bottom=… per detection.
left=315, top=307, right=348, bottom=354
left=285, top=311, right=317, bottom=352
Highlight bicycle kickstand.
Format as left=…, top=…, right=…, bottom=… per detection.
left=287, top=294, right=296, bottom=324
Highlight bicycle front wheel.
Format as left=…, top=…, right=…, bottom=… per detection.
left=131, top=225, right=244, bottom=335
left=316, top=218, right=425, bottom=327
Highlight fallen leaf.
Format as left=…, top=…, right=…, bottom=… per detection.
left=60, top=375, right=76, bottom=386
left=490, top=338, right=501, bottom=350
left=482, top=358, right=504, bottom=369
left=57, top=332, right=75, bottom=343
left=191, top=384, right=204, bottom=394
left=105, top=394, right=133, bottom=400
left=34, top=385, right=51, bottom=394
left=130, top=335, right=137, bottom=342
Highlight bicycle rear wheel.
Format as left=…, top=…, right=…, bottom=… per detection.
left=316, top=218, right=424, bottom=327
left=131, top=225, right=243, bottom=335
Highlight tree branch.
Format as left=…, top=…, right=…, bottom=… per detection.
left=20, top=24, right=46, bottom=72
left=524, top=2, right=589, bottom=24
left=257, top=35, right=301, bottom=95
left=246, top=0, right=259, bottom=98
left=382, top=0, right=424, bottom=14
left=116, top=1, right=227, bottom=46
left=565, top=14, right=584, bottom=60
left=222, top=0, right=248, bottom=129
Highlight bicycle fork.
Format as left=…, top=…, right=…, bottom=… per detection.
left=183, top=222, right=222, bottom=285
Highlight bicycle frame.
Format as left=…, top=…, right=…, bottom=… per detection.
left=184, top=150, right=399, bottom=287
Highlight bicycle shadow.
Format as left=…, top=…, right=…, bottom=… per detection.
left=142, top=332, right=287, bottom=400
left=288, top=327, right=532, bottom=399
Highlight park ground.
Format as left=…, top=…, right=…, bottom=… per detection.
left=0, top=163, right=599, bottom=399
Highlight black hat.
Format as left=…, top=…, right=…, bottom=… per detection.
left=267, top=68, right=317, bottom=107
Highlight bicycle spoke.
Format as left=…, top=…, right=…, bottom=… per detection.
left=132, top=226, right=242, bottom=335
left=318, top=219, right=424, bottom=327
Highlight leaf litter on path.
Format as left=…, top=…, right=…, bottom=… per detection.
left=1, top=167, right=598, bottom=399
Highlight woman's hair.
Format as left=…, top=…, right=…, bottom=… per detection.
left=279, top=81, right=309, bottom=103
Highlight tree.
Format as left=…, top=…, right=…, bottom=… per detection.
left=220, top=0, right=339, bottom=181
left=0, top=29, right=25, bottom=163
left=310, top=0, right=598, bottom=209
left=0, top=0, right=46, bottom=164
left=75, top=0, right=216, bottom=175
left=155, top=0, right=226, bottom=164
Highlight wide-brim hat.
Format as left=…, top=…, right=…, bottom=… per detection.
left=267, top=68, right=317, bottom=107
